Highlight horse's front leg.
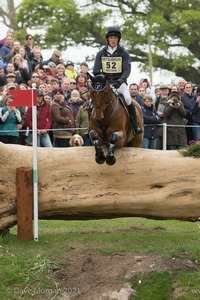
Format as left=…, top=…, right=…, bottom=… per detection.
left=89, top=130, right=106, bottom=164
left=106, top=133, right=118, bottom=166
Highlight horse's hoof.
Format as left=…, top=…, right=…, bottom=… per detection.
left=95, top=155, right=106, bottom=164
left=106, top=155, right=116, bottom=166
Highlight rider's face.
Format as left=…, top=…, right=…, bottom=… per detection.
left=107, top=36, right=119, bottom=48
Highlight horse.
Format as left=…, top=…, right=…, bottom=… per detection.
left=89, top=74, right=143, bottom=165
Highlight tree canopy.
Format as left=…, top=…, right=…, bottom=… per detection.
left=0, top=0, right=200, bottom=83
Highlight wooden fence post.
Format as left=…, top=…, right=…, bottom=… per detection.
left=16, top=167, right=33, bottom=240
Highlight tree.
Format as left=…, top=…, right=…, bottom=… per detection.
left=0, top=143, right=200, bottom=232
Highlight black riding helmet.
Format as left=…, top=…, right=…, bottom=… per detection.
left=105, top=26, right=121, bottom=42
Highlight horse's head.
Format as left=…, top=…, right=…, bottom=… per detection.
left=89, top=74, right=113, bottom=120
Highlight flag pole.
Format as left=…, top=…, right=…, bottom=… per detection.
left=32, top=84, right=38, bottom=241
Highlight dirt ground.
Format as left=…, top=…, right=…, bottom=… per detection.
left=51, top=248, right=197, bottom=300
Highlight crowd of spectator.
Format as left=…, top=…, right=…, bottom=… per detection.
left=0, top=29, right=200, bottom=149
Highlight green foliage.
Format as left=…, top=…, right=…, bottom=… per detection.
left=131, top=271, right=171, bottom=300
left=0, top=218, right=200, bottom=299
left=179, top=141, right=200, bottom=158
left=12, top=0, right=200, bottom=80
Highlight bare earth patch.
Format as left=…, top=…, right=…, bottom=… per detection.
left=52, top=249, right=196, bottom=300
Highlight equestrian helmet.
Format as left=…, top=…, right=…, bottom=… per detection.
left=105, top=26, right=122, bottom=40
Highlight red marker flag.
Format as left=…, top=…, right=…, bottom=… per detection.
left=8, top=90, right=37, bottom=107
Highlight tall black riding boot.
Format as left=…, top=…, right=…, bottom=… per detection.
left=127, top=102, right=143, bottom=135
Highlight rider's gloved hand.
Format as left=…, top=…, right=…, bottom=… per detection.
left=113, top=80, right=121, bottom=89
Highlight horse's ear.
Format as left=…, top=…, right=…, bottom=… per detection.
left=88, top=71, right=95, bottom=81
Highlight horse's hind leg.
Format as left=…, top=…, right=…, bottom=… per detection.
left=89, top=130, right=106, bottom=164
left=106, top=133, right=117, bottom=166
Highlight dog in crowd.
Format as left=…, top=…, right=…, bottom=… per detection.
left=69, top=134, right=84, bottom=147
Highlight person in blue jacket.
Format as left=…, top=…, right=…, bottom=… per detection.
left=141, top=95, right=161, bottom=149
left=93, top=26, right=143, bottom=135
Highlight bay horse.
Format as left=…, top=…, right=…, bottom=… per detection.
left=89, top=74, right=143, bottom=165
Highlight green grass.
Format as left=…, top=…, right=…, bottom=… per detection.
left=0, top=218, right=199, bottom=300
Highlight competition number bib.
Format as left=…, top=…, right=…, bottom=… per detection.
left=101, top=57, right=122, bottom=73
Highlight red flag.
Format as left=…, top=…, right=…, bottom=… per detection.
left=8, top=90, right=37, bottom=106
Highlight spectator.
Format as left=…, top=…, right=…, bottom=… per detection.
left=18, top=46, right=32, bottom=75
left=163, top=90, right=187, bottom=150
left=76, top=72, right=87, bottom=90
left=191, top=85, right=200, bottom=140
left=138, top=86, right=146, bottom=102
left=54, top=63, right=66, bottom=81
left=25, top=90, right=52, bottom=147
left=30, top=46, right=43, bottom=71
left=61, top=77, right=71, bottom=102
left=43, top=49, right=64, bottom=66
left=80, top=61, right=90, bottom=80
left=27, top=71, right=42, bottom=88
left=5, top=73, right=18, bottom=88
left=181, top=81, right=196, bottom=144
left=177, top=79, right=186, bottom=94
left=68, top=89, right=84, bottom=118
left=141, top=95, right=161, bottom=149
left=76, top=87, right=92, bottom=146
left=129, top=83, right=144, bottom=106
left=12, top=54, right=30, bottom=84
left=0, top=28, right=14, bottom=48
left=139, top=78, right=155, bottom=101
left=24, top=34, right=35, bottom=61
left=155, top=84, right=170, bottom=149
left=51, top=78, right=60, bottom=93
left=5, top=40, right=21, bottom=63
left=65, top=61, right=77, bottom=78
left=0, top=94, right=21, bottom=144
left=50, top=88, right=75, bottom=147
left=0, top=35, right=13, bottom=60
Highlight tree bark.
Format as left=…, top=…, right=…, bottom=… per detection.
left=0, top=142, right=200, bottom=232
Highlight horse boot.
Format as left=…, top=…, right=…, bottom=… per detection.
left=127, top=102, right=143, bottom=135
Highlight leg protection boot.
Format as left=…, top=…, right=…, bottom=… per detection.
left=127, top=102, right=143, bottom=135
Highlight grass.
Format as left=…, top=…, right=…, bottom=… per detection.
left=0, top=218, right=200, bottom=299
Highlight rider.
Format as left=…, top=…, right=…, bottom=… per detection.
left=93, top=26, right=143, bottom=135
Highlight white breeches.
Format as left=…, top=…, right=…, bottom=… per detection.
left=116, top=83, right=132, bottom=105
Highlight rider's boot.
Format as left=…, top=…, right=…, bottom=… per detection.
left=127, top=102, right=143, bottom=135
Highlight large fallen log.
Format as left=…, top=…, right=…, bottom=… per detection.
left=0, top=142, right=200, bottom=231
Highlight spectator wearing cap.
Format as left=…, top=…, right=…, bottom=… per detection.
left=0, top=94, right=22, bottom=144
left=50, top=88, right=75, bottom=147
left=43, top=49, right=64, bottom=66
left=181, top=81, right=196, bottom=144
left=25, top=90, right=53, bottom=147
left=191, top=85, right=200, bottom=140
left=65, top=61, right=77, bottom=79
left=163, top=90, right=187, bottom=150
